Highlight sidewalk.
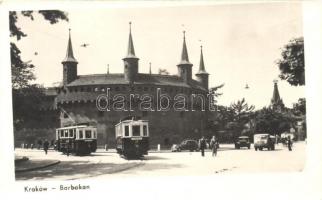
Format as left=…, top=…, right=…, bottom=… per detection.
left=15, top=156, right=60, bottom=173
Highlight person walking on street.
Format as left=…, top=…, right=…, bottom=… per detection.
left=210, top=136, right=218, bottom=157
left=199, top=136, right=206, bottom=157
left=66, top=140, right=71, bottom=156
left=43, top=139, right=49, bottom=155
left=287, top=136, right=292, bottom=151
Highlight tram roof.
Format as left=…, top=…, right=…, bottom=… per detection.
left=56, top=125, right=96, bottom=130
left=115, top=119, right=149, bottom=127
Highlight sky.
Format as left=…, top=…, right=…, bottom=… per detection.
left=13, top=2, right=305, bottom=110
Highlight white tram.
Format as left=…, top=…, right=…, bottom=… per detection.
left=55, top=125, right=97, bottom=155
left=115, top=118, right=150, bottom=158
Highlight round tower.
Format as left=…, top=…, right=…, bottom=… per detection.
left=123, top=22, right=139, bottom=84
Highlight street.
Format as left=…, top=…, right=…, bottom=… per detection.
left=15, top=142, right=306, bottom=181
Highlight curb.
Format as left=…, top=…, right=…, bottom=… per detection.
left=15, top=160, right=61, bottom=173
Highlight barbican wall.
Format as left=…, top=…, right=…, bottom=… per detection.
left=57, top=84, right=211, bottom=148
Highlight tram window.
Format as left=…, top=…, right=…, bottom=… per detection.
left=132, top=125, right=140, bottom=136
left=69, top=129, right=73, bottom=137
left=124, top=125, right=129, bottom=137
left=60, top=130, right=64, bottom=137
left=79, top=130, right=83, bottom=139
left=143, top=125, right=148, bottom=136
left=93, top=131, right=96, bottom=138
left=85, top=130, right=92, bottom=138
left=64, top=130, right=68, bottom=137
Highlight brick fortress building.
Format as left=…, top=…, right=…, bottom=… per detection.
left=15, top=24, right=213, bottom=148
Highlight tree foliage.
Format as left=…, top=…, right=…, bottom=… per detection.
left=254, top=107, right=293, bottom=135
left=208, top=98, right=254, bottom=141
left=11, top=42, right=36, bottom=89
left=12, top=85, right=46, bottom=130
left=229, top=98, right=255, bottom=122
left=292, top=98, right=306, bottom=116
left=208, top=83, right=224, bottom=108
left=10, top=10, right=68, bottom=129
left=10, top=10, right=68, bottom=89
left=276, top=37, right=305, bottom=86
left=226, top=98, right=255, bottom=138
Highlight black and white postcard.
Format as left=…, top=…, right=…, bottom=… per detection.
left=0, top=1, right=321, bottom=200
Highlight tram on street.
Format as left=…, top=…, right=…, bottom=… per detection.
left=115, top=117, right=150, bottom=159
left=55, top=125, right=97, bottom=155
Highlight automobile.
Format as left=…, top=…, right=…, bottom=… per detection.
left=176, top=139, right=199, bottom=152
left=254, top=133, right=275, bottom=151
left=235, top=136, right=251, bottom=149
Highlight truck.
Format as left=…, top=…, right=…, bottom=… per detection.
left=254, top=133, right=275, bottom=151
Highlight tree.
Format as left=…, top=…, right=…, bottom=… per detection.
left=208, top=83, right=224, bottom=110
left=292, top=98, right=306, bottom=116
left=224, top=98, right=255, bottom=139
left=10, top=10, right=68, bottom=89
left=276, top=37, right=305, bottom=86
left=254, top=107, right=294, bottom=135
left=12, top=85, right=46, bottom=130
left=229, top=98, right=255, bottom=122
left=10, top=10, right=68, bottom=129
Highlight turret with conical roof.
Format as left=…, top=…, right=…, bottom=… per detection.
left=62, top=29, right=78, bottom=85
left=123, top=22, right=139, bottom=83
left=177, top=31, right=193, bottom=84
left=270, top=80, right=285, bottom=111
left=195, top=45, right=209, bottom=90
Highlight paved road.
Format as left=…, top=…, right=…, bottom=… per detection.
left=15, top=142, right=306, bottom=181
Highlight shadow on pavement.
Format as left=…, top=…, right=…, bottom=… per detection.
left=120, top=162, right=184, bottom=174
left=143, top=155, right=169, bottom=160
left=15, top=160, right=143, bottom=181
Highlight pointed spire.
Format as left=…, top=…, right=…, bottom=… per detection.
left=126, top=22, right=137, bottom=58
left=62, top=28, right=78, bottom=63
left=107, top=64, right=109, bottom=74
left=178, top=31, right=192, bottom=65
left=197, top=45, right=208, bottom=74
left=272, top=80, right=281, bottom=103
left=271, top=80, right=285, bottom=111
left=149, top=62, right=152, bottom=74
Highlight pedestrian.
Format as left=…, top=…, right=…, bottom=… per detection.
left=37, top=139, right=42, bottom=150
left=43, top=139, right=49, bottom=155
left=287, top=136, right=292, bottom=151
left=199, top=136, right=206, bottom=157
left=66, top=140, right=71, bottom=156
left=210, top=136, right=218, bottom=157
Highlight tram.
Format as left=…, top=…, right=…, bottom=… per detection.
left=115, top=118, right=150, bottom=158
left=55, top=125, right=97, bottom=155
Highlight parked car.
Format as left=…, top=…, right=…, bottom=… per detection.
left=176, top=139, right=199, bottom=152
left=254, top=133, right=275, bottom=151
left=235, top=136, right=251, bottom=149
